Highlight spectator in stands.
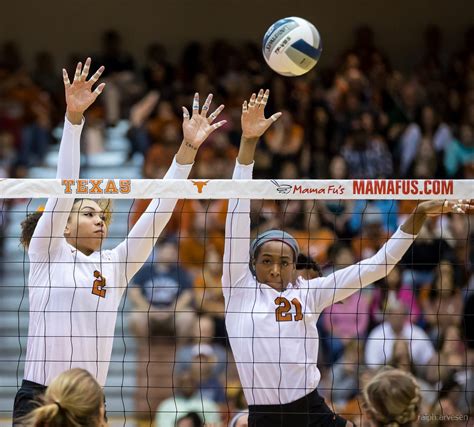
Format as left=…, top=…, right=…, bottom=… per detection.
left=430, top=374, right=467, bottom=426
left=370, top=266, right=421, bottom=327
left=350, top=203, right=393, bottom=260
left=289, top=201, right=336, bottom=266
left=142, top=42, right=175, bottom=94
left=420, top=260, right=463, bottom=345
left=0, top=60, right=52, bottom=167
left=427, top=325, right=468, bottom=385
left=316, top=155, right=355, bottom=238
left=260, top=110, right=305, bottom=178
left=416, top=25, right=444, bottom=83
left=463, top=272, right=474, bottom=351
left=365, top=299, right=435, bottom=379
left=307, top=102, right=336, bottom=177
left=346, top=25, right=388, bottom=75
left=126, top=90, right=161, bottom=160
left=389, top=340, right=437, bottom=408
left=341, top=117, right=393, bottom=179
left=324, top=340, right=362, bottom=407
left=0, top=41, right=23, bottom=73
left=194, top=245, right=226, bottom=344
left=400, top=217, right=453, bottom=288
left=95, top=29, right=138, bottom=126
left=399, top=104, right=453, bottom=176
left=349, top=200, right=399, bottom=239
left=321, top=242, right=372, bottom=363
left=190, top=343, right=226, bottom=404
left=444, top=122, right=474, bottom=177
left=176, top=315, right=228, bottom=377
left=155, top=370, right=220, bottom=427
left=0, top=131, right=15, bottom=177
left=32, top=51, right=62, bottom=120
left=129, top=238, right=196, bottom=345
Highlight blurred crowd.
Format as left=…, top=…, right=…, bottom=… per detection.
left=1, top=24, right=474, bottom=426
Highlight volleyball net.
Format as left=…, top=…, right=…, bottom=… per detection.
left=0, top=178, right=472, bottom=425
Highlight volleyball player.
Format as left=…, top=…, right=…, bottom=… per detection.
left=361, top=367, right=421, bottom=427
left=14, top=57, right=226, bottom=422
left=222, top=89, right=470, bottom=427
left=20, top=368, right=107, bottom=427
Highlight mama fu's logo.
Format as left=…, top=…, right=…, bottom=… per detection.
left=271, top=179, right=292, bottom=194
left=192, top=180, right=209, bottom=194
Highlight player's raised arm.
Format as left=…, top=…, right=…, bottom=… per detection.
left=28, top=58, right=105, bottom=255
left=313, top=199, right=473, bottom=311
left=222, top=89, right=281, bottom=296
left=115, top=93, right=226, bottom=279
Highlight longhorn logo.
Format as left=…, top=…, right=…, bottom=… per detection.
left=192, top=180, right=210, bottom=194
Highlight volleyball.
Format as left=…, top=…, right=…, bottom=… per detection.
left=262, top=17, right=322, bottom=76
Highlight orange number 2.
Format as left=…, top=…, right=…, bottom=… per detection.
left=92, top=270, right=107, bottom=298
left=274, top=297, right=303, bottom=322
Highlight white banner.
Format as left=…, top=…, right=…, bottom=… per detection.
left=0, top=178, right=472, bottom=200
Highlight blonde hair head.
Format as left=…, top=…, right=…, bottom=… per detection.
left=96, top=199, right=113, bottom=227
left=21, top=368, right=104, bottom=427
left=362, top=367, right=421, bottom=427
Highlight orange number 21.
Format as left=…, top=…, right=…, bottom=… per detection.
left=275, top=297, right=303, bottom=322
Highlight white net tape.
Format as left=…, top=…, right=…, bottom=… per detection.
left=1, top=178, right=472, bottom=199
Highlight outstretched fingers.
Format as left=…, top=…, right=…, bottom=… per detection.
left=87, top=65, right=105, bottom=85
left=92, top=82, right=106, bottom=98
left=248, top=92, right=257, bottom=108
left=269, top=111, right=282, bottom=123
left=259, top=89, right=270, bottom=109
left=69, top=58, right=105, bottom=87
left=62, top=68, right=71, bottom=89
left=444, top=199, right=472, bottom=213
left=245, top=88, right=269, bottom=113
left=80, top=57, right=91, bottom=81
left=73, top=62, right=82, bottom=82
left=255, top=89, right=264, bottom=107
left=182, top=106, right=191, bottom=121
left=201, top=93, right=213, bottom=117
left=211, top=119, right=227, bottom=131
left=456, top=199, right=473, bottom=213
left=208, top=104, right=224, bottom=124
left=192, top=92, right=200, bottom=116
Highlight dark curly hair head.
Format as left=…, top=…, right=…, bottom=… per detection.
left=20, top=211, right=43, bottom=249
left=20, top=199, right=113, bottom=249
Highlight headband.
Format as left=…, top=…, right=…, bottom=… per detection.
left=249, top=229, right=299, bottom=275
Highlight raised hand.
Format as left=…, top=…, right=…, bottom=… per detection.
left=63, top=57, right=105, bottom=116
left=418, top=199, right=473, bottom=217
left=182, top=93, right=226, bottom=149
left=241, top=89, right=282, bottom=139
left=401, top=199, right=473, bottom=235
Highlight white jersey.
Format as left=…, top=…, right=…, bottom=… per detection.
left=25, top=118, right=192, bottom=386
left=365, top=321, right=435, bottom=368
left=222, top=161, right=416, bottom=405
